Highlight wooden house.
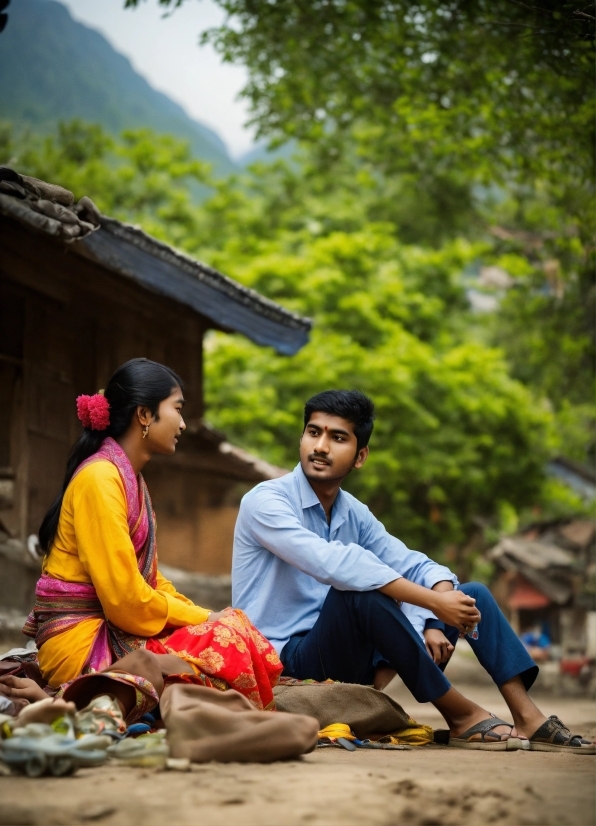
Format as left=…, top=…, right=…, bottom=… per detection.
left=488, top=519, right=596, bottom=661
left=0, top=171, right=310, bottom=587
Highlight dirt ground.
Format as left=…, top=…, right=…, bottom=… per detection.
left=1, top=649, right=595, bottom=826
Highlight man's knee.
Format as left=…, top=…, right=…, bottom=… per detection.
left=329, top=588, right=389, bottom=609
left=460, top=581, right=492, bottom=602
left=329, top=588, right=415, bottom=638
left=328, top=588, right=401, bottom=628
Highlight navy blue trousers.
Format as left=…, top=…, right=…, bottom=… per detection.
left=280, top=582, right=538, bottom=704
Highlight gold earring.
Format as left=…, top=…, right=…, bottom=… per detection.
left=142, top=424, right=150, bottom=439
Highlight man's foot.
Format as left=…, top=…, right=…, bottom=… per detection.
left=434, top=687, right=521, bottom=746
left=527, top=716, right=596, bottom=754
left=449, top=713, right=518, bottom=750
left=373, top=666, right=396, bottom=692
left=448, top=708, right=516, bottom=744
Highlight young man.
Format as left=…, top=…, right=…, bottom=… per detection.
left=233, top=390, right=594, bottom=753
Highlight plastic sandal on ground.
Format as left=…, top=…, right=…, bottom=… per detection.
left=0, top=723, right=108, bottom=777
left=106, top=730, right=169, bottom=769
left=75, top=694, right=126, bottom=737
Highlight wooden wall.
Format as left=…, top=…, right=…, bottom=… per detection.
left=144, top=460, right=251, bottom=574
left=0, top=218, right=242, bottom=575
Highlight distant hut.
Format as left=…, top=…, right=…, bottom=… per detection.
left=0, top=169, right=310, bottom=612
left=488, top=519, right=596, bottom=661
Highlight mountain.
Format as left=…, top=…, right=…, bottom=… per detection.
left=239, top=141, right=297, bottom=167
left=0, top=0, right=237, bottom=177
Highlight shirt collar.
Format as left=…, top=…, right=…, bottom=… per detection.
left=294, top=464, right=320, bottom=510
left=293, top=464, right=348, bottom=530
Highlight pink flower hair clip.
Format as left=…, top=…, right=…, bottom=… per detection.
left=76, top=392, right=110, bottom=430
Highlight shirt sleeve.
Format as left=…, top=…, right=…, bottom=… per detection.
left=72, top=463, right=210, bottom=636
left=358, top=509, right=458, bottom=590
left=357, top=508, right=458, bottom=629
left=424, top=618, right=446, bottom=631
left=247, top=491, right=401, bottom=591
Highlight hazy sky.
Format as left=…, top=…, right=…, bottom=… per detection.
left=58, top=0, right=255, bottom=158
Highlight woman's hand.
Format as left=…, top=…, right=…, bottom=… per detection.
left=423, top=629, right=454, bottom=664
left=0, top=674, right=48, bottom=703
left=207, top=610, right=226, bottom=623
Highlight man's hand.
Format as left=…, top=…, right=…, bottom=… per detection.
left=380, top=578, right=480, bottom=634
left=423, top=629, right=454, bottom=664
left=207, top=610, right=226, bottom=623
left=429, top=590, right=481, bottom=634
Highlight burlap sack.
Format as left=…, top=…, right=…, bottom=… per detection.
left=273, top=682, right=411, bottom=739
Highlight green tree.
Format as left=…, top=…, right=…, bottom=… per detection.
left=199, top=199, right=563, bottom=564
left=126, top=1, right=594, bottom=224
left=9, top=120, right=211, bottom=248
left=125, top=0, right=596, bottom=452
left=5, top=120, right=586, bottom=571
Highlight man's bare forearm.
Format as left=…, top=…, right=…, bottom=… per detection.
left=379, top=578, right=479, bottom=632
left=379, top=577, right=441, bottom=612
left=432, top=580, right=454, bottom=592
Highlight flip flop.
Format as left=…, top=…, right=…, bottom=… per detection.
left=449, top=714, right=518, bottom=750
left=528, top=716, right=596, bottom=754
left=75, top=694, right=126, bottom=737
left=106, top=731, right=169, bottom=768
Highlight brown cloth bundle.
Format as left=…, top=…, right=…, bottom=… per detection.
left=162, top=683, right=319, bottom=763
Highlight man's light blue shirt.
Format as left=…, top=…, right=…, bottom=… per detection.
left=232, top=465, right=458, bottom=653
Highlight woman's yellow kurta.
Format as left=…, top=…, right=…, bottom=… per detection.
left=39, top=460, right=211, bottom=687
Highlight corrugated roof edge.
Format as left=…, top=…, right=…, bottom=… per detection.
left=100, top=216, right=311, bottom=332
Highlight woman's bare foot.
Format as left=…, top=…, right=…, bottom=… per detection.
left=14, top=698, right=76, bottom=728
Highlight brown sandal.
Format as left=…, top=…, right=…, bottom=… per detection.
left=528, top=716, right=595, bottom=754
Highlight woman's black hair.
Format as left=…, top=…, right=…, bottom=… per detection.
left=38, top=358, right=183, bottom=556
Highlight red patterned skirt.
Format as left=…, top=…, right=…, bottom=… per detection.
left=146, top=608, right=282, bottom=710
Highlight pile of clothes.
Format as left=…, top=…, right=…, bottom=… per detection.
left=0, top=647, right=436, bottom=777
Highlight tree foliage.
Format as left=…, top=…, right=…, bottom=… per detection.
left=3, top=119, right=210, bottom=248
left=123, top=1, right=596, bottom=451
left=126, top=1, right=595, bottom=228
left=3, top=113, right=589, bottom=567
left=203, top=221, right=557, bottom=560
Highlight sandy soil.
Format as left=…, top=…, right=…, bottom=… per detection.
left=1, top=653, right=595, bottom=826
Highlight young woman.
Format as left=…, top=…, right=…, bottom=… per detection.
left=23, top=358, right=282, bottom=712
